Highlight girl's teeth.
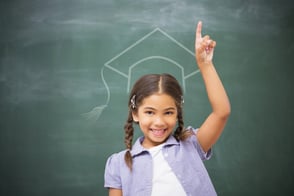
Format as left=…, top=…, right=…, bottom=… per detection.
left=152, top=129, right=165, bottom=136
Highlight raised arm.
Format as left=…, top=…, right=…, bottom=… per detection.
left=195, top=21, right=231, bottom=152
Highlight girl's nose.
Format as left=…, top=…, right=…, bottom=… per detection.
left=154, top=116, right=165, bottom=126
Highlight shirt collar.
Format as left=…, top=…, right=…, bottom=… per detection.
left=131, top=135, right=179, bottom=157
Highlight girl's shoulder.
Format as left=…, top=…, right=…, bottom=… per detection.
left=104, top=149, right=129, bottom=189
left=106, top=149, right=127, bottom=165
left=104, top=149, right=130, bottom=180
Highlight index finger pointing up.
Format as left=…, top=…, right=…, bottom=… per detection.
left=196, top=21, right=202, bottom=40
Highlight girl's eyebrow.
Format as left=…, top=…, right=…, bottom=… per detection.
left=164, top=107, right=176, bottom=111
left=143, top=107, right=156, bottom=110
left=143, top=107, right=176, bottom=111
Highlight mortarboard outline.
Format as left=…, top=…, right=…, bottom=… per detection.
left=83, top=27, right=200, bottom=121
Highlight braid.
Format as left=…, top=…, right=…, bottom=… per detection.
left=173, top=109, right=184, bottom=140
left=173, top=108, right=192, bottom=141
left=124, top=109, right=134, bottom=170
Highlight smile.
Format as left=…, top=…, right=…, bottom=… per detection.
left=150, top=129, right=167, bottom=137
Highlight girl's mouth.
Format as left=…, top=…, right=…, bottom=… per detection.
left=150, top=129, right=166, bottom=137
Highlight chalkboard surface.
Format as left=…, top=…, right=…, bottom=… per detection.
left=1, top=0, right=294, bottom=195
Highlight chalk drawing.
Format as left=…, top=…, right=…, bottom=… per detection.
left=82, top=27, right=199, bottom=122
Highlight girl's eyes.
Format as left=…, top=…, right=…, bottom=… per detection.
left=144, top=111, right=174, bottom=116
left=145, top=111, right=154, bottom=115
left=165, top=111, right=174, bottom=115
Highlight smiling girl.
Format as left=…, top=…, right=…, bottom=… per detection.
left=104, top=21, right=231, bottom=196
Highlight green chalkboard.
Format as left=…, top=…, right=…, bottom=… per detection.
left=1, top=0, right=294, bottom=195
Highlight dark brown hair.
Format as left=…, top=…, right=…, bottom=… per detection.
left=124, top=73, right=192, bottom=170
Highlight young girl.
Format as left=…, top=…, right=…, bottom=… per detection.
left=104, top=21, right=231, bottom=196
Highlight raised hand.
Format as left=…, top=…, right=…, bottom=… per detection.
left=195, top=21, right=216, bottom=66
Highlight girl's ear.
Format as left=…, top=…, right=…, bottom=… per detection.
left=132, top=112, right=139, bottom=123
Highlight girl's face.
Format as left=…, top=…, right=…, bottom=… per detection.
left=132, top=93, right=178, bottom=148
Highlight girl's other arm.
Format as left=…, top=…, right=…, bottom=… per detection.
left=109, top=188, right=122, bottom=196
left=194, top=21, right=231, bottom=152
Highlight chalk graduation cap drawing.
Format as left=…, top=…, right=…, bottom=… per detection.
left=83, top=27, right=200, bottom=121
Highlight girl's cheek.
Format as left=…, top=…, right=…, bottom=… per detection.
left=139, top=118, right=151, bottom=125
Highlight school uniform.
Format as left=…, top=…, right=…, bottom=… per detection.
left=104, top=127, right=217, bottom=196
